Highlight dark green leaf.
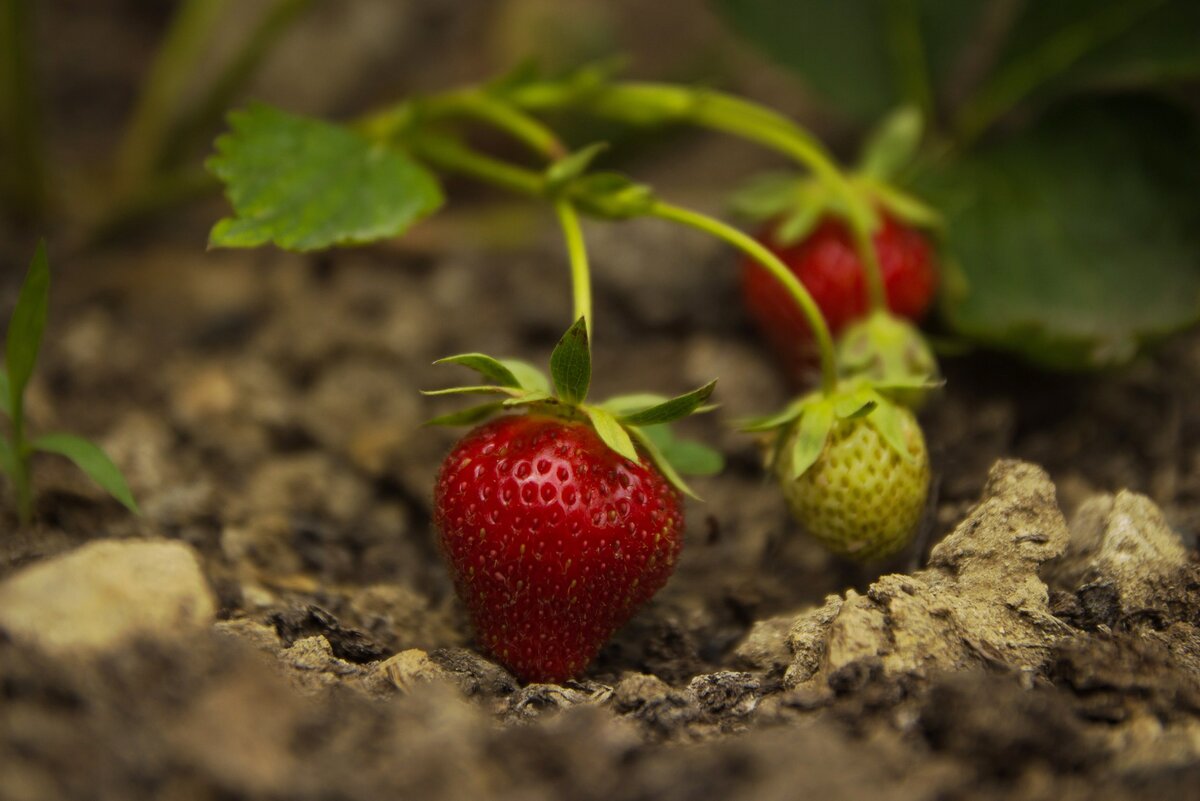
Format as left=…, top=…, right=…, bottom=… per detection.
left=640, top=424, right=725, bottom=477
left=0, top=369, right=11, bottom=418
left=6, top=240, right=49, bottom=414
left=33, top=433, right=139, bottom=514
left=208, top=104, right=443, bottom=251
left=0, top=436, right=15, bottom=477
left=920, top=97, right=1200, bottom=369
left=965, top=0, right=1200, bottom=134
left=424, top=403, right=505, bottom=427
left=789, top=400, right=834, bottom=479
left=434, top=353, right=521, bottom=388
left=550, top=317, right=590, bottom=404
left=628, top=426, right=699, bottom=499
left=500, top=359, right=551, bottom=393
left=711, top=0, right=989, bottom=121
left=618, top=380, right=717, bottom=427
left=858, top=106, right=923, bottom=179
left=584, top=406, right=640, bottom=463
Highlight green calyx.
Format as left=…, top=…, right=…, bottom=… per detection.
left=838, top=310, right=941, bottom=408
left=742, top=380, right=934, bottom=481
left=424, top=317, right=722, bottom=498
left=730, top=105, right=942, bottom=246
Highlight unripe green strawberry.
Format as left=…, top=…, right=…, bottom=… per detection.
left=776, top=405, right=929, bottom=560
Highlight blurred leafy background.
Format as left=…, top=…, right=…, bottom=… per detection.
left=2, top=0, right=1198, bottom=370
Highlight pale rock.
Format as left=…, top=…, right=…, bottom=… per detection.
left=0, top=539, right=215, bottom=654
left=779, top=460, right=1071, bottom=687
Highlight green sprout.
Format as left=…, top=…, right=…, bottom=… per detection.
left=1, top=242, right=139, bottom=525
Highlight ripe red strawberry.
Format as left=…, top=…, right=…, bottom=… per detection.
left=741, top=212, right=937, bottom=380
left=434, top=413, right=684, bottom=683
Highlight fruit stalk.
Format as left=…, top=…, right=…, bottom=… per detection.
left=647, top=201, right=838, bottom=396
left=554, top=199, right=592, bottom=331
left=404, top=135, right=838, bottom=392
left=505, top=80, right=890, bottom=311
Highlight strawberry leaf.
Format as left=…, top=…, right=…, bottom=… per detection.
left=639, top=424, right=724, bottom=477
left=434, top=353, right=522, bottom=388
left=0, top=436, right=14, bottom=477
left=421, top=386, right=524, bottom=397
left=920, top=97, right=1200, bottom=369
left=788, top=400, right=834, bottom=479
left=208, top=103, right=443, bottom=251
left=858, top=106, right=922, bottom=180
left=572, top=173, right=657, bottom=219
left=424, top=402, right=506, bottom=427
left=502, top=391, right=555, bottom=407
left=500, top=359, right=551, bottom=394
left=832, top=388, right=877, bottom=420
left=740, top=395, right=809, bottom=433
left=0, top=369, right=11, bottom=418
left=628, top=426, right=699, bottom=500
left=584, top=406, right=640, bottom=464
left=730, top=172, right=802, bottom=220
left=546, top=143, right=609, bottom=192
left=6, top=240, right=49, bottom=415
left=33, top=433, right=139, bottom=514
left=859, top=179, right=942, bottom=230
left=599, top=393, right=670, bottom=416
left=550, top=317, right=590, bottom=405
left=774, top=202, right=824, bottom=246
left=866, top=401, right=917, bottom=463
left=618, top=380, right=717, bottom=427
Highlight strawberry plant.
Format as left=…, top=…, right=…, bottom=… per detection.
left=205, top=64, right=948, bottom=679
left=714, top=0, right=1200, bottom=369
left=1, top=243, right=139, bottom=525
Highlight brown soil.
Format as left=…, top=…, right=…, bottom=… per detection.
left=0, top=222, right=1198, bottom=801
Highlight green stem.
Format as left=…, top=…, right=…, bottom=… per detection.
left=507, top=80, right=888, bottom=310
left=115, top=0, right=230, bottom=192
left=160, top=0, right=315, bottom=170
left=418, top=89, right=568, bottom=161
left=0, top=0, right=45, bottom=219
left=409, top=136, right=545, bottom=196
left=953, top=0, right=1166, bottom=147
left=404, top=134, right=837, bottom=392
left=554, top=200, right=592, bottom=332
left=648, top=201, right=838, bottom=396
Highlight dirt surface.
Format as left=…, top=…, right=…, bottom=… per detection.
left=0, top=221, right=1199, bottom=800
left=4, top=3, right=1200, bottom=799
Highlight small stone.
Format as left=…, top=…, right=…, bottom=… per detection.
left=0, top=539, right=216, bottom=654
left=379, top=649, right=450, bottom=692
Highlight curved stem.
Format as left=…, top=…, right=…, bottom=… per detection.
left=554, top=199, right=592, bottom=333
left=508, top=81, right=888, bottom=311
left=648, top=201, right=838, bottom=396
left=409, top=135, right=544, bottom=197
